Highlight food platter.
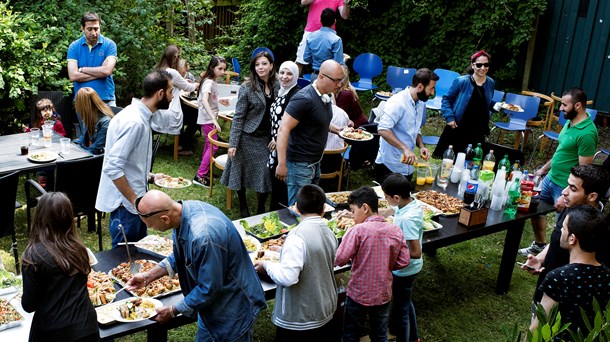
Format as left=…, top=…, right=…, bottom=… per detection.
left=154, top=175, right=191, bottom=189
left=239, top=212, right=292, bottom=241
left=500, top=102, right=524, bottom=112
left=134, top=235, right=173, bottom=259
left=339, top=127, right=374, bottom=142
left=0, top=270, right=20, bottom=296
left=413, top=190, right=464, bottom=216
left=0, top=298, right=22, bottom=332
left=27, top=150, right=58, bottom=163
left=110, top=260, right=180, bottom=299
left=88, top=270, right=117, bottom=307
left=326, top=191, right=351, bottom=208
left=114, top=297, right=162, bottom=323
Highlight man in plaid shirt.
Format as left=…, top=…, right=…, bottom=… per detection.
left=335, top=186, right=410, bottom=342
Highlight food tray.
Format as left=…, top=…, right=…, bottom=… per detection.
left=237, top=212, right=293, bottom=242
left=423, top=219, right=443, bottom=233
left=412, top=190, right=463, bottom=216
left=109, top=260, right=180, bottom=299
left=134, top=235, right=173, bottom=259
left=418, top=201, right=444, bottom=216
left=325, top=191, right=351, bottom=208
left=0, top=298, right=22, bottom=332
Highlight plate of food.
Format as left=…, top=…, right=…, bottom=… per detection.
left=376, top=91, right=393, bottom=98
left=110, top=260, right=180, bottom=298
left=27, top=150, right=58, bottom=163
left=500, top=102, right=524, bottom=112
left=155, top=175, right=191, bottom=189
left=88, top=270, right=117, bottom=307
left=135, top=235, right=173, bottom=259
left=339, top=127, right=374, bottom=142
left=0, top=298, right=22, bottom=332
left=414, top=190, right=464, bottom=216
left=114, top=297, right=162, bottom=323
left=242, top=235, right=261, bottom=253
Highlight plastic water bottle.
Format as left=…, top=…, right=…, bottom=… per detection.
left=482, top=150, right=496, bottom=171
left=437, top=145, right=455, bottom=187
left=504, top=178, right=521, bottom=217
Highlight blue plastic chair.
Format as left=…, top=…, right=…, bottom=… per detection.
left=490, top=92, right=541, bottom=152
left=351, top=53, right=383, bottom=92
left=302, top=73, right=313, bottom=81
left=231, top=57, right=241, bottom=83
left=297, top=77, right=311, bottom=88
left=426, top=68, right=460, bottom=110
left=374, top=66, right=416, bottom=101
left=421, top=109, right=439, bottom=146
left=529, top=109, right=598, bottom=166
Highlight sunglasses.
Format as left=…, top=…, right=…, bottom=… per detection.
left=135, top=196, right=169, bottom=218
left=474, top=63, right=490, bottom=68
left=322, top=73, right=345, bottom=85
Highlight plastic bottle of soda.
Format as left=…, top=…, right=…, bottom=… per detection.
left=509, top=160, right=521, bottom=181
left=482, top=150, right=496, bottom=171
left=518, top=171, right=535, bottom=212
left=437, top=145, right=455, bottom=187
left=473, top=143, right=484, bottom=167
left=504, top=178, right=521, bottom=217
left=498, top=154, right=511, bottom=179
left=464, top=144, right=474, bottom=170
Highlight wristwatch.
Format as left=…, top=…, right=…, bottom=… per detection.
left=78, top=67, right=83, bottom=73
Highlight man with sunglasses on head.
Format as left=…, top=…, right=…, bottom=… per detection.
left=96, top=70, right=179, bottom=248
left=275, top=60, right=347, bottom=206
left=126, top=190, right=266, bottom=342
left=374, top=68, right=439, bottom=184
left=519, top=87, right=599, bottom=256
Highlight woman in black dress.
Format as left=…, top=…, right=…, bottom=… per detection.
left=22, top=192, right=99, bottom=342
left=434, top=50, right=496, bottom=157
left=268, top=61, right=300, bottom=210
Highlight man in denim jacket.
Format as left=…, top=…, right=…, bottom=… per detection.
left=126, top=190, right=267, bottom=341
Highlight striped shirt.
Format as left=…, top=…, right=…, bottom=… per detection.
left=335, top=215, right=410, bottom=306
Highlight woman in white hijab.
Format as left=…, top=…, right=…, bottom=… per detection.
left=268, top=61, right=300, bottom=210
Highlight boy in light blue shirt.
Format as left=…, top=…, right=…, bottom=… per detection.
left=382, top=173, right=423, bottom=342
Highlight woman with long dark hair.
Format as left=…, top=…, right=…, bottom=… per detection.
left=221, top=50, right=278, bottom=217
left=22, top=192, right=99, bottom=342
left=434, top=50, right=496, bottom=157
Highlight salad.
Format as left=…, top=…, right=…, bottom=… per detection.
left=240, top=212, right=291, bottom=239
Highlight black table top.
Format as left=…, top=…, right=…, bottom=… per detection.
left=0, top=132, right=92, bottom=174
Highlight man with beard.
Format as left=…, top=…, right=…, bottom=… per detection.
left=519, top=88, right=598, bottom=256
left=96, top=70, right=179, bottom=247
left=374, top=68, right=439, bottom=183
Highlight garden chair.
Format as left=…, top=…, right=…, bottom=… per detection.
left=30, top=90, right=75, bottom=138
left=320, top=143, right=348, bottom=192
left=374, top=66, right=416, bottom=101
left=522, top=91, right=555, bottom=148
left=225, top=57, right=241, bottom=84
left=0, top=171, right=21, bottom=274
left=208, top=129, right=232, bottom=210
left=351, top=53, right=383, bottom=92
left=421, top=110, right=439, bottom=146
left=426, top=68, right=460, bottom=110
left=24, top=154, right=105, bottom=251
left=297, top=77, right=311, bottom=88
left=344, top=123, right=380, bottom=189
left=490, top=92, right=541, bottom=152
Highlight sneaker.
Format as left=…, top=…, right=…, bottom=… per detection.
left=518, top=241, right=546, bottom=256
left=193, top=176, right=210, bottom=188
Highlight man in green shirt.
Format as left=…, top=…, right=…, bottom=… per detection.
left=519, top=87, right=598, bottom=256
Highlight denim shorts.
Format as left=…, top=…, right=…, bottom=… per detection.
left=539, top=176, right=564, bottom=206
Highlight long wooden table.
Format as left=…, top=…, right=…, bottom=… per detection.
left=0, top=132, right=92, bottom=174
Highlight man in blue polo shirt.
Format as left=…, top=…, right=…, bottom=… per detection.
left=67, top=12, right=118, bottom=106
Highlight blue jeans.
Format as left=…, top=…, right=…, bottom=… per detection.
left=539, top=176, right=564, bottom=206
left=196, top=316, right=253, bottom=341
left=389, top=274, right=419, bottom=342
left=286, top=160, right=321, bottom=206
left=109, top=206, right=148, bottom=248
left=342, top=296, right=390, bottom=342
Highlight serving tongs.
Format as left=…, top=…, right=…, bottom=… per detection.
left=118, top=224, right=142, bottom=275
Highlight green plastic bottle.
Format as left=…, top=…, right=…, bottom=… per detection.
left=504, top=178, right=521, bottom=217
left=473, top=143, right=483, bottom=167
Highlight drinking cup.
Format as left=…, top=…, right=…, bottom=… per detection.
left=416, top=166, right=428, bottom=186
left=19, top=138, right=29, bottom=155
left=427, top=164, right=439, bottom=184
left=30, top=128, right=41, bottom=146
left=60, top=138, right=71, bottom=154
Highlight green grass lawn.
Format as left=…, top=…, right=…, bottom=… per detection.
left=2, top=98, right=609, bottom=341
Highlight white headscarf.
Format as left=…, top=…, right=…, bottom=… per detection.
left=278, top=61, right=299, bottom=97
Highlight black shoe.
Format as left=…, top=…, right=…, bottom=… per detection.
left=193, top=176, right=210, bottom=187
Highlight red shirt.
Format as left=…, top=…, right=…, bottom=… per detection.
left=335, top=215, right=410, bottom=306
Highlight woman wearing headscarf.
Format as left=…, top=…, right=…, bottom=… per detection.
left=433, top=50, right=497, bottom=157
left=267, top=61, right=300, bottom=210
left=221, top=49, right=279, bottom=217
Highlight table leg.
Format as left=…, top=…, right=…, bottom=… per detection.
left=496, top=221, right=525, bottom=294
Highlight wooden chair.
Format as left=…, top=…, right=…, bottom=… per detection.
left=208, top=129, right=232, bottom=209
left=522, top=91, right=555, bottom=149
left=321, top=144, right=349, bottom=192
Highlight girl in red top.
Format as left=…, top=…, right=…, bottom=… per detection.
left=24, top=98, right=67, bottom=136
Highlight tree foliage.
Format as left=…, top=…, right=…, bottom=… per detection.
left=223, top=0, right=546, bottom=90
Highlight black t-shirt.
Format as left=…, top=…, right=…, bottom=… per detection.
left=540, top=263, right=610, bottom=334
left=285, top=85, right=332, bottom=163
left=21, top=245, right=99, bottom=342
